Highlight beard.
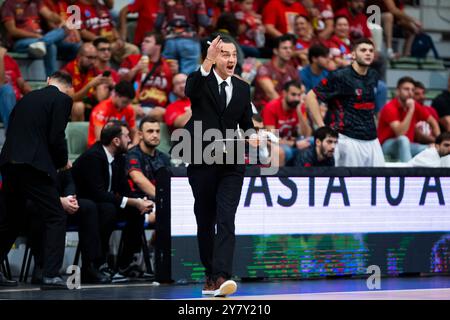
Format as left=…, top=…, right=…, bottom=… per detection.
left=143, top=140, right=158, bottom=149
left=320, top=145, right=334, bottom=159
left=355, top=57, right=371, bottom=67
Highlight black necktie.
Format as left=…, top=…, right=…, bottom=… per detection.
left=219, top=81, right=228, bottom=112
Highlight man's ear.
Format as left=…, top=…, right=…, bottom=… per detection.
left=47, top=77, right=51, bottom=85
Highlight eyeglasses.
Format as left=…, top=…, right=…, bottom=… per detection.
left=84, top=55, right=98, bottom=60
left=98, top=47, right=111, bottom=52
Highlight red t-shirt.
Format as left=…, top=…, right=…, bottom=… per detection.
left=254, top=58, right=300, bottom=110
left=262, top=0, right=307, bottom=35
left=158, top=0, right=207, bottom=35
left=378, top=98, right=431, bottom=145
left=61, top=59, right=100, bottom=96
left=326, top=35, right=352, bottom=60
left=164, top=97, right=191, bottom=131
left=119, top=55, right=173, bottom=108
left=88, top=97, right=136, bottom=147
left=262, top=97, right=299, bottom=139
left=235, top=9, right=259, bottom=47
left=335, top=7, right=372, bottom=40
left=1, top=0, right=44, bottom=39
left=127, top=0, right=159, bottom=45
left=3, top=55, right=23, bottom=101
left=78, top=2, right=115, bottom=41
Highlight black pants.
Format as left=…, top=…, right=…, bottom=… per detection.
left=95, top=202, right=145, bottom=269
left=0, top=164, right=66, bottom=277
left=27, top=198, right=102, bottom=268
left=187, top=164, right=244, bottom=280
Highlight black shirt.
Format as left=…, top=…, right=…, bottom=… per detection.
left=432, top=90, right=450, bottom=118
left=313, top=65, right=379, bottom=140
left=126, top=145, right=171, bottom=199
left=294, top=144, right=335, bottom=167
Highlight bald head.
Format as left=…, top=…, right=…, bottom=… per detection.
left=78, top=43, right=97, bottom=71
left=173, top=73, right=188, bottom=99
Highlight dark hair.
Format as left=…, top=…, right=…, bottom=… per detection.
left=294, top=14, right=310, bottom=24
left=314, top=126, right=338, bottom=142
left=308, top=44, right=330, bottom=64
left=114, top=80, right=135, bottom=100
left=100, top=120, right=129, bottom=146
left=436, top=132, right=450, bottom=145
left=50, top=71, right=73, bottom=87
left=143, top=31, right=165, bottom=50
left=397, top=76, right=416, bottom=89
left=275, top=34, right=295, bottom=49
left=283, top=80, right=302, bottom=92
left=216, top=13, right=238, bottom=38
left=252, top=113, right=263, bottom=123
left=351, top=37, right=374, bottom=51
left=334, top=14, right=349, bottom=25
left=139, top=115, right=159, bottom=131
left=414, top=81, right=426, bottom=91
left=93, top=37, right=110, bottom=48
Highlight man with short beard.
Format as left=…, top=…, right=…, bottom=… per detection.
left=72, top=120, right=154, bottom=282
left=306, top=37, right=385, bottom=167
left=294, top=126, right=338, bottom=167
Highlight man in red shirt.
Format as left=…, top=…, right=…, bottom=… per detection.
left=119, top=32, right=173, bottom=122
left=61, top=43, right=113, bottom=121
left=263, top=0, right=307, bottom=38
left=335, top=0, right=372, bottom=42
left=119, top=0, right=159, bottom=46
left=0, top=46, right=32, bottom=129
left=378, top=76, right=440, bottom=162
left=262, top=80, right=311, bottom=165
left=164, top=73, right=191, bottom=132
left=88, top=81, right=137, bottom=148
left=78, top=0, right=139, bottom=64
left=254, top=34, right=300, bottom=110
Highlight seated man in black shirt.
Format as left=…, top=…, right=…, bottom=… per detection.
left=294, top=126, right=338, bottom=167
left=432, top=76, right=450, bottom=132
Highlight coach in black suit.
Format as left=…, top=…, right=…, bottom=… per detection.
left=183, top=35, right=254, bottom=297
left=0, top=71, right=73, bottom=288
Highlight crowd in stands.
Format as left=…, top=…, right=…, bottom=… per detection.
left=1, top=0, right=450, bottom=285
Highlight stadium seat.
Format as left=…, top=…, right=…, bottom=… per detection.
left=65, top=122, right=89, bottom=162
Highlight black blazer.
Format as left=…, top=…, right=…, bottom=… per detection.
left=0, top=85, right=72, bottom=180
left=71, top=142, right=129, bottom=207
left=181, top=68, right=254, bottom=164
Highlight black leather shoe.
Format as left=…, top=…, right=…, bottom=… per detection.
left=81, top=265, right=111, bottom=284
left=31, top=266, right=43, bottom=285
left=40, top=276, right=68, bottom=290
left=0, top=271, right=18, bottom=287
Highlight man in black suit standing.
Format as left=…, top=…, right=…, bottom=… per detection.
left=0, top=71, right=73, bottom=289
left=183, top=35, right=255, bottom=297
left=72, top=120, right=154, bottom=281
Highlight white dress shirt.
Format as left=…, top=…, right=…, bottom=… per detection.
left=102, top=146, right=128, bottom=208
left=200, top=65, right=233, bottom=107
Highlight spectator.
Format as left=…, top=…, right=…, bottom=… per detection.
left=414, top=80, right=440, bottom=145
left=335, top=0, right=372, bottom=42
left=164, top=74, right=191, bottom=132
left=378, top=76, right=440, bottom=162
left=72, top=120, right=154, bottom=281
left=119, top=32, right=174, bottom=122
left=119, top=0, right=160, bottom=46
left=262, top=80, right=312, bottom=166
left=126, top=116, right=171, bottom=203
left=235, top=0, right=265, bottom=57
left=292, top=14, right=317, bottom=66
left=246, top=113, right=280, bottom=167
left=302, top=0, right=335, bottom=40
left=327, top=15, right=352, bottom=68
left=262, top=0, right=307, bottom=39
left=93, top=37, right=120, bottom=84
left=155, top=0, right=210, bottom=75
left=88, top=81, right=137, bottom=148
left=409, top=132, right=450, bottom=167
left=294, top=126, right=337, bottom=167
left=366, top=0, right=422, bottom=58
left=432, top=76, right=450, bottom=132
left=253, top=34, right=300, bottom=111
left=1, top=0, right=68, bottom=77
left=43, top=0, right=82, bottom=61
left=77, top=0, right=140, bottom=64
left=0, top=46, right=32, bottom=130
left=62, top=43, right=113, bottom=121
left=300, top=44, right=330, bottom=93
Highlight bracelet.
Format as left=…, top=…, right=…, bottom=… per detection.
left=204, top=57, right=214, bottom=62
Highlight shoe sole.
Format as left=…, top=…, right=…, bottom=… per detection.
left=213, top=280, right=237, bottom=297
left=28, top=47, right=46, bottom=58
